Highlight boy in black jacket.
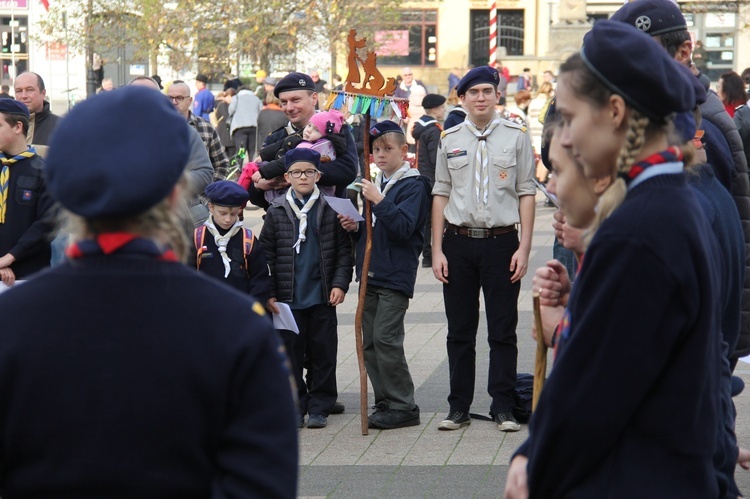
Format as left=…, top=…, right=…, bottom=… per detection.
left=411, top=93, right=445, bottom=268
left=0, top=99, right=55, bottom=287
left=260, top=148, right=353, bottom=429
left=194, top=180, right=270, bottom=304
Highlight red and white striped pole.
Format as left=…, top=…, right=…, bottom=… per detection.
left=488, top=0, right=498, bottom=66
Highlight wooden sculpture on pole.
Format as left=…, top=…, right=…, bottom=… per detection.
left=532, top=291, right=549, bottom=411
left=324, top=29, right=408, bottom=435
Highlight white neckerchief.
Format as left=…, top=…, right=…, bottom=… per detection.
left=205, top=217, right=244, bottom=278
left=372, top=162, right=419, bottom=226
left=287, top=185, right=320, bottom=253
left=464, top=115, right=502, bottom=205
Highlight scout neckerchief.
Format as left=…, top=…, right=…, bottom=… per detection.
left=464, top=116, right=501, bottom=205
left=287, top=185, right=320, bottom=253
left=66, top=232, right=178, bottom=262
left=372, top=162, right=419, bottom=226
left=204, top=217, right=244, bottom=278
left=621, top=146, right=683, bottom=189
left=0, top=146, right=36, bottom=224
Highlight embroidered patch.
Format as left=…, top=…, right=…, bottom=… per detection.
left=22, top=190, right=32, bottom=200
left=499, top=170, right=508, bottom=180
left=446, top=150, right=467, bottom=159
left=201, top=252, right=214, bottom=259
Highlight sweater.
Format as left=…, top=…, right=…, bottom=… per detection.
left=0, top=255, right=298, bottom=498
left=260, top=195, right=353, bottom=304
left=0, top=154, right=55, bottom=278
left=351, top=175, right=431, bottom=298
left=518, top=173, right=722, bottom=498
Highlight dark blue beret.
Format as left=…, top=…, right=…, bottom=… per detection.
left=673, top=111, right=697, bottom=143
left=205, top=180, right=249, bottom=207
left=285, top=148, right=320, bottom=170
left=456, top=66, right=500, bottom=96
left=1, top=99, right=29, bottom=118
left=369, top=120, right=404, bottom=140
left=422, top=93, right=446, bottom=110
left=610, top=0, right=686, bottom=36
left=679, top=63, right=707, bottom=105
left=274, top=72, right=315, bottom=98
left=46, top=86, right=190, bottom=218
left=581, top=21, right=695, bottom=120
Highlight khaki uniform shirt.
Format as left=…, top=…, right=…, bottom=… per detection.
left=432, top=115, right=535, bottom=228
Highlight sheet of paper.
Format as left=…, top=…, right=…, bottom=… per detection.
left=533, top=178, right=559, bottom=208
left=323, top=195, right=364, bottom=222
left=740, top=355, right=750, bottom=365
left=273, top=302, right=299, bottom=335
left=0, top=281, right=25, bottom=295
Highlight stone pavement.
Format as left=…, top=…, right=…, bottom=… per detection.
left=245, top=194, right=750, bottom=498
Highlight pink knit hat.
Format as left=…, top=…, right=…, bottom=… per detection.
left=307, top=110, right=344, bottom=137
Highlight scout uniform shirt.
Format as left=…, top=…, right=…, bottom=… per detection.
left=432, top=114, right=536, bottom=228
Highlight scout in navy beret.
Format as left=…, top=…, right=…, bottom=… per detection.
left=274, top=72, right=315, bottom=98
left=46, top=86, right=190, bottom=218
left=205, top=181, right=250, bottom=207
left=581, top=20, right=695, bottom=121
left=284, top=147, right=321, bottom=170
left=422, top=94, right=446, bottom=110
left=0, top=99, right=29, bottom=119
left=456, top=66, right=500, bottom=97
left=610, top=0, right=687, bottom=36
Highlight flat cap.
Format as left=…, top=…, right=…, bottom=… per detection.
left=204, top=180, right=249, bottom=207
left=285, top=148, right=321, bottom=170
left=46, top=86, right=190, bottom=218
left=610, top=0, right=687, bottom=36
left=456, top=66, right=500, bottom=96
left=274, top=72, right=315, bottom=98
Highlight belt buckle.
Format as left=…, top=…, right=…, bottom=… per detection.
left=468, top=228, right=488, bottom=238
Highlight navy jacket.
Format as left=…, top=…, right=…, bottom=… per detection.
left=518, top=173, right=722, bottom=498
left=0, top=255, right=298, bottom=498
left=411, top=115, right=441, bottom=187
left=352, top=174, right=431, bottom=298
left=444, top=106, right=466, bottom=130
left=0, top=154, right=55, bottom=278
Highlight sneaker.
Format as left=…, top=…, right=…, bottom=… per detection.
left=438, top=411, right=471, bottom=431
left=307, top=414, right=328, bottom=429
left=369, top=406, right=420, bottom=429
left=367, top=402, right=389, bottom=429
left=494, top=411, right=520, bottom=432
left=330, top=400, right=345, bottom=414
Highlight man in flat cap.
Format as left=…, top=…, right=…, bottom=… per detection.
left=610, top=0, right=750, bottom=376
left=249, top=71, right=357, bottom=211
left=0, top=99, right=55, bottom=288
left=193, top=74, right=214, bottom=121
left=431, top=66, right=535, bottom=433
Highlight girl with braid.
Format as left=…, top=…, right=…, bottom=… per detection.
left=505, top=21, right=724, bottom=498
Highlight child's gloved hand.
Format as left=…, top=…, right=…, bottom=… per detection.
left=237, top=162, right=260, bottom=190
left=327, top=132, right=347, bottom=156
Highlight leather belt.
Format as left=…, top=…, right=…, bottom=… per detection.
left=445, top=223, right=515, bottom=239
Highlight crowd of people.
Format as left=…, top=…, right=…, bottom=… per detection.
left=1, top=0, right=750, bottom=495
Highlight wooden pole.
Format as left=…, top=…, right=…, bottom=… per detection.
left=354, top=113, right=373, bottom=435
left=532, top=291, right=548, bottom=412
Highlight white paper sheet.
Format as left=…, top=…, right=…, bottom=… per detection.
left=323, top=195, right=364, bottom=222
left=273, top=302, right=299, bottom=334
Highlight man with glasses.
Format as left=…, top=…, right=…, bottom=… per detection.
left=431, top=66, right=536, bottom=433
left=168, top=80, right=230, bottom=182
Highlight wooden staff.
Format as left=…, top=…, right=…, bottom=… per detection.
left=353, top=113, right=373, bottom=435
left=532, top=291, right=548, bottom=412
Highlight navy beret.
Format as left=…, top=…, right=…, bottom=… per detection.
left=673, top=111, right=697, bottom=143
left=1, top=99, right=29, bottom=118
left=285, top=148, right=320, bottom=170
left=456, top=66, right=500, bottom=96
left=581, top=21, right=695, bottom=120
left=422, top=93, right=447, bottom=110
left=610, top=0, right=686, bottom=36
left=369, top=120, right=404, bottom=144
left=274, top=72, right=315, bottom=98
left=46, top=86, right=190, bottom=218
left=205, top=180, right=249, bottom=207
left=679, top=63, right=707, bottom=105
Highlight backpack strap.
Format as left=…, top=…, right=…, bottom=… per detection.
left=194, top=225, right=207, bottom=270
left=242, top=227, right=255, bottom=274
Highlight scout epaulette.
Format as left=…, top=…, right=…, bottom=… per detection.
left=194, top=226, right=255, bottom=274
left=441, top=125, right=461, bottom=139
left=502, top=119, right=527, bottom=133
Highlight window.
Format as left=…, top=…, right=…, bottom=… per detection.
left=470, top=9, right=525, bottom=67
left=0, top=15, right=27, bottom=82
left=376, top=10, right=437, bottom=67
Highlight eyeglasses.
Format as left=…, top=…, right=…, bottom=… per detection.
left=465, top=87, right=497, bottom=100
left=287, top=169, right=319, bottom=179
left=168, top=95, right=189, bottom=103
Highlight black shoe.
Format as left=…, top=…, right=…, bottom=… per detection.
left=438, top=411, right=471, bottom=430
left=307, top=414, right=328, bottom=429
left=330, top=400, right=345, bottom=414
left=367, top=402, right=389, bottom=429
left=494, top=411, right=520, bottom=432
left=422, top=258, right=432, bottom=268
left=369, top=406, right=420, bottom=429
